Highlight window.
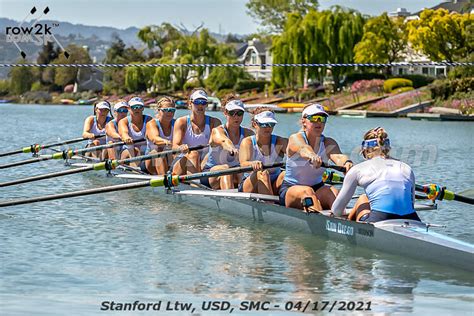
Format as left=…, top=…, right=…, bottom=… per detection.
left=251, top=51, right=257, bottom=65
left=422, top=67, right=429, bottom=75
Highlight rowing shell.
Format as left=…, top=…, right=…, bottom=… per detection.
left=68, top=159, right=474, bottom=272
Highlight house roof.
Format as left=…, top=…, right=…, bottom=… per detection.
left=236, top=40, right=269, bottom=59
left=413, top=0, right=472, bottom=15
left=252, top=41, right=268, bottom=55
left=235, top=43, right=248, bottom=57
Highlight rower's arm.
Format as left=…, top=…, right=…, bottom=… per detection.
left=118, top=119, right=130, bottom=141
left=210, top=127, right=235, bottom=152
left=82, top=116, right=95, bottom=139
left=325, top=138, right=349, bottom=164
left=239, top=137, right=255, bottom=167
left=288, top=133, right=316, bottom=160
left=331, top=168, right=359, bottom=217
left=105, top=121, right=120, bottom=140
left=172, top=117, right=186, bottom=149
left=146, top=120, right=170, bottom=147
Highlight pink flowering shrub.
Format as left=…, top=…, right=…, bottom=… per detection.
left=367, top=88, right=431, bottom=112
left=351, top=79, right=384, bottom=94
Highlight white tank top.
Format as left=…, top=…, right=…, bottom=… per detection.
left=331, top=156, right=415, bottom=216
left=146, top=118, right=175, bottom=152
left=244, top=135, right=282, bottom=181
left=127, top=115, right=151, bottom=141
left=205, top=125, right=245, bottom=168
left=105, top=119, right=119, bottom=143
left=88, top=116, right=111, bottom=145
left=284, top=132, right=328, bottom=186
left=182, top=115, right=211, bottom=147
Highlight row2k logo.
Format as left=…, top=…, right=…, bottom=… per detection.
left=5, top=6, right=69, bottom=59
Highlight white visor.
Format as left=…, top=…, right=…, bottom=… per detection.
left=254, top=111, right=278, bottom=124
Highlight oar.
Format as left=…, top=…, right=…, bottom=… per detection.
left=0, top=162, right=284, bottom=208
left=0, top=138, right=144, bottom=170
left=0, top=136, right=104, bottom=158
left=0, top=144, right=207, bottom=187
left=321, top=172, right=474, bottom=205
left=415, top=184, right=474, bottom=205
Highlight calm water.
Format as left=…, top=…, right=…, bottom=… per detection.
left=0, top=104, right=473, bottom=315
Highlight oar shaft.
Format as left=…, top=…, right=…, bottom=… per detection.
left=0, top=166, right=93, bottom=187
left=0, top=180, right=150, bottom=208
left=0, top=138, right=144, bottom=170
left=39, top=136, right=100, bottom=150
left=0, top=148, right=24, bottom=157
left=0, top=136, right=101, bottom=157
left=117, top=144, right=208, bottom=165
left=0, top=156, right=53, bottom=169
left=74, top=138, right=144, bottom=155
left=181, top=162, right=284, bottom=182
left=454, top=194, right=474, bottom=205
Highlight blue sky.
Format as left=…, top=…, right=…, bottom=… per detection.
left=0, top=0, right=441, bottom=34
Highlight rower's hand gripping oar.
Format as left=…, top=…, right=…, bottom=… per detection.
left=0, top=144, right=207, bottom=187
left=0, top=161, right=282, bottom=208
left=0, top=137, right=143, bottom=170
left=0, top=136, right=105, bottom=158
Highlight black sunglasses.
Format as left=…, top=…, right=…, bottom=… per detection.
left=228, top=110, right=244, bottom=117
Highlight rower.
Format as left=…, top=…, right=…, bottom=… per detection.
left=331, top=127, right=421, bottom=222
left=201, top=97, right=254, bottom=189
left=118, top=97, right=152, bottom=168
left=82, top=100, right=112, bottom=159
left=278, top=104, right=352, bottom=211
left=144, top=96, right=177, bottom=175
left=172, top=89, right=221, bottom=175
left=238, top=110, right=287, bottom=195
left=105, top=99, right=128, bottom=160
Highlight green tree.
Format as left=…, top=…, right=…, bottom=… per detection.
left=9, top=60, right=35, bottom=94
left=104, top=35, right=145, bottom=94
left=137, top=23, right=182, bottom=54
left=272, top=7, right=366, bottom=89
left=354, top=13, right=407, bottom=64
left=246, top=0, right=319, bottom=33
left=37, top=42, right=60, bottom=86
left=53, top=45, right=92, bottom=89
left=407, top=9, right=473, bottom=62
left=206, top=59, right=250, bottom=91
left=134, top=26, right=246, bottom=92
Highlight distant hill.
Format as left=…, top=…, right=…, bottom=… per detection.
left=0, top=17, right=245, bottom=79
left=0, top=18, right=142, bottom=46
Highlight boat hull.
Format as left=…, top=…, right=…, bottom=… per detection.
left=159, top=184, right=474, bottom=272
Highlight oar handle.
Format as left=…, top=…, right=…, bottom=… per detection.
left=321, top=162, right=346, bottom=173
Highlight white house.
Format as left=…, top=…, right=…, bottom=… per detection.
left=237, top=39, right=272, bottom=81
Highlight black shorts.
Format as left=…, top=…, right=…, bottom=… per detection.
left=278, top=181, right=325, bottom=206
left=360, top=210, right=421, bottom=223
